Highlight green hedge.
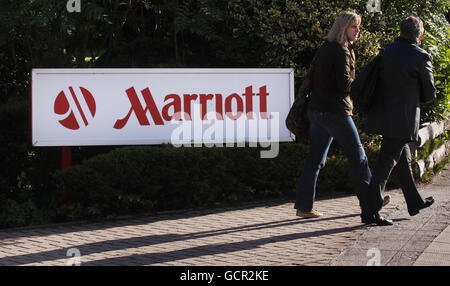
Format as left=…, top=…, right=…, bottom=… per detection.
left=52, top=143, right=368, bottom=221
left=0, top=98, right=62, bottom=227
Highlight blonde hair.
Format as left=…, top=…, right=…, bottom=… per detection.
left=326, top=11, right=361, bottom=46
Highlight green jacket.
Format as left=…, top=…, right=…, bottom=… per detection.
left=309, top=40, right=355, bottom=116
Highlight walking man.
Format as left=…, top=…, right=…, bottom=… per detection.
left=364, top=16, right=436, bottom=225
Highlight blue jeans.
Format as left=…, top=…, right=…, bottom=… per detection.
left=294, top=109, right=371, bottom=212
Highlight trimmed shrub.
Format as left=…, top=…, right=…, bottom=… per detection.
left=0, top=98, right=61, bottom=227
left=52, top=143, right=366, bottom=221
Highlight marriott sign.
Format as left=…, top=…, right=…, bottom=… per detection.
left=31, top=69, right=294, bottom=150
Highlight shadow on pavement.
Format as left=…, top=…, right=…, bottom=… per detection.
left=0, top=213, right=363, bottom=266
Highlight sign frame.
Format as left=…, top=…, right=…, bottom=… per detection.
left=31, top=68, right=296, bottom=147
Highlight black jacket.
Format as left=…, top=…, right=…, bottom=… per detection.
left=365, top=37, right=436, bottom=141
left=309, top=40, right=355, bottom=116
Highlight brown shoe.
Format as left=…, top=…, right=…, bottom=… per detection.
left=296, top=209, right=323, bottom=218
left=382, top=195, right=391, bottom=208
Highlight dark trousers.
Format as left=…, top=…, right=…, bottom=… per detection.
left=368, top=137, right=425, bottom=214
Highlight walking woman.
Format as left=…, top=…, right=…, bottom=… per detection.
left=294, top=11, right=391, bottom=225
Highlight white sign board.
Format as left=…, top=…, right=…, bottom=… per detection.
left=31, top=69, right=295, bottom=147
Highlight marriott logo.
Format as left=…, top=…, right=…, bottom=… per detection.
left=113, top=85, right=270, bottom=129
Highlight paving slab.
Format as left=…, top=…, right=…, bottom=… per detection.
left=0, top=164, right=448, bottom=266
left=414, top=225, right=450, bottom=266
left=331, top=165, right=450, bottom=266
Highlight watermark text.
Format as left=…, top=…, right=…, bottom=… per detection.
left=67, top=0, right=81, bottom=13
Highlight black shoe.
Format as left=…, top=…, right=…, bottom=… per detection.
left=423, top=196, right=435, bottom=208
left=382, top=195, right=391, bottom=208
left=408, top=196, right=435, bottom=216
left=361, top=213, right=393, bottom=226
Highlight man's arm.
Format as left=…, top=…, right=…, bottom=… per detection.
left=419, top=53, right=436, bottom=103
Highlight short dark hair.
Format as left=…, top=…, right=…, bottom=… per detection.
left=400, top=16, right=424, bottom=43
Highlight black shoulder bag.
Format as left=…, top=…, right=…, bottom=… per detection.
left=285, top=64, right=313, bottom=142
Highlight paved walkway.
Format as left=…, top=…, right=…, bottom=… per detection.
left=0, top=164, right=448, bottom=266
left=414, top=225, right=450, bottom=266
left=332, top=162, right=450, bottom=266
